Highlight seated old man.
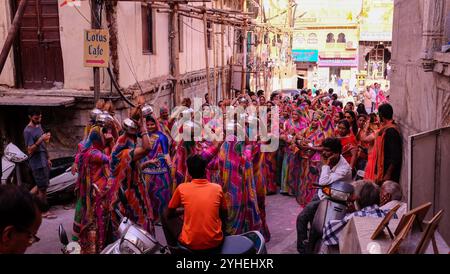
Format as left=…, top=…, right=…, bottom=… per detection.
left=379, top=180, right=407, bottom=217
left=322, top=181, right=386, bottom=247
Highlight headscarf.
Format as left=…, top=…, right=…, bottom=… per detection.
left=82, top=126, right=104, bottom=152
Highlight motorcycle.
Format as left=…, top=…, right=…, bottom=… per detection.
left=58, top=210, right=168, bottom=254
left=59, top=210, right=267, bottom=254
left=1, top=143, right=77, bottom=202
left=161, top=210, right=267, bottom=254
left=310, top=181, right=354, bottom=254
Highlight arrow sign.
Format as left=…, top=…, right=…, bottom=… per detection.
left=84, top=29, right=109, bottom=68
left=86, top=60, right=106, bottom=65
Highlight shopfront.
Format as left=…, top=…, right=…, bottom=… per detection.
left=293, top=49, right=318, bottom=89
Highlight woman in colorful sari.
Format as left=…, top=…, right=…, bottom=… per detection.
left=336, top=119, right=358, bottom=171
left=72, top=125, right=114, bottom=253
left=280, top=109, right=307, bottom=196
left=109, top=116, right=154, bottom=237
left=172, top=122, right=221, bottom=189
left=362, top=113, right=380, bottom=181
left=261, top=109, right=279, bottom=194
left=140, top=116, right=172, bottom=223
left=296, top=111, right=325, bottom=206
left=252, top=140, right=271, bottom=241
left=217, top=122, right=263, bottom=238
left=158, top=106, right=175, bottom=157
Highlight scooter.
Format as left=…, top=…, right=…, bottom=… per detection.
left=59, top=210, right=267, bottom=254
left=1, top=143, right=77, bottom=201
left=310, top=181, right=354, bottom=254
left=58, top=210, right=168, bottom=254
left=161, top=211, right=267, bottom=254
left=1, top=143, right=28, bottom=185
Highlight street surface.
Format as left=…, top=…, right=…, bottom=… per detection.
left=26, top=193, right=302, bottom=254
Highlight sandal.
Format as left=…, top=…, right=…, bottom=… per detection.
left=42, top=212, right=57, bottom=219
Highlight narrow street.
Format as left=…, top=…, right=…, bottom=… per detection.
left=26, top=193, right=301, bottom=254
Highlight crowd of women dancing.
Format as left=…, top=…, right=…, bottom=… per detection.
left=71, top=88, right=387, bottom=254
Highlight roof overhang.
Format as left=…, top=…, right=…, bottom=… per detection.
left=0, top=95, right=75, bottom=107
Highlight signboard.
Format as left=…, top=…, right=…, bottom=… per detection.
left=359, top=0, right=393, bottom=41
left=84, top=29, right=110, bottom=68
left=292, top=49, right=319, bottom=62
left=318, top=58, right=358, bottom=67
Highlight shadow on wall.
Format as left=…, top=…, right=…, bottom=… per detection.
left=0, top=105, right=79, bottom=159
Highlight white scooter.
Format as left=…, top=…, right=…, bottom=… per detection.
left=1, top=143, right=78, bottom=200
left=58, top=210, right=168, bottom=254
left=59, top=210, right=267, bottom=254
left=1, top=143, right=29, bottom=185
left=310, top=181, right=354, bottom=254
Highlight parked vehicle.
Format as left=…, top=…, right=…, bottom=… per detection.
left=59, top=210, right=267, bottom=254
left=1, top=143, right=77, bottom=203
left=58, top=210, right=167, bottom=254
left=310, top=181, right=354, bottom=253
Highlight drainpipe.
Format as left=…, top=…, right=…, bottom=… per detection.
left=0, top=0, right=28, bottom=74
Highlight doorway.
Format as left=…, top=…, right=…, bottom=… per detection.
left=297, top=77, right=304, bottom=89
left=14, top=0, right=64, bottom=89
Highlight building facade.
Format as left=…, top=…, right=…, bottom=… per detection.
left=0, top=0, right=256, bottom=157
left=293, top=0, right=362, bottom=93
left=357, top=0, right=393, bottom=89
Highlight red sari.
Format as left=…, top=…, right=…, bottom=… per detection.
left=339, top=134, right=357, bottom=166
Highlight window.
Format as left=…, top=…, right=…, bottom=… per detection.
left=337, top=33, right=346, bottom=43
left=142, top=5, right=154, bottom=54
left=294, top=33, right=305, bottom=46
left=207, top=21, right=212, bottom=50
left=178, top=16, right=184, bottom=52
left=264, top=33, right=269, bottom=44
left=326, top=33, right=335, bottom=43
left=236, top=29, right=243, bottom=53
left=307, top=33, right=317, bottom=44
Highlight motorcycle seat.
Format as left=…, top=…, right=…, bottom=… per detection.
left=220, top=235, right=255, bottom=254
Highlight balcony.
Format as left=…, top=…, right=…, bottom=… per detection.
left=432, top=52, right=450, bottom=76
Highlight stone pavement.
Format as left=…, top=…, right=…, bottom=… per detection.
left=26, top=193, right=303, bottom=254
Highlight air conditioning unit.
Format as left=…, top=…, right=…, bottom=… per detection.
left=346, top=41, right=355, bottom=49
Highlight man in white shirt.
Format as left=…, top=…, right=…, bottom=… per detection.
left=296, top=137, right=352, bottom=253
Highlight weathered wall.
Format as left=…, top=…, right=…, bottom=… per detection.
left=116, top=2, right=170, bottom=89
left=58, top=3, right=100, bottom=90
left=0, top=0, right=15, bottom=86
left=391, top=0, right=450, bottom=199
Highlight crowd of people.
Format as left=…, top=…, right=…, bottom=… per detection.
left=0, top=84, right=403, bottom=254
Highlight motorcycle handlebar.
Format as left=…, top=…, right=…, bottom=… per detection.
left=115, top=209, right=124, bottom=220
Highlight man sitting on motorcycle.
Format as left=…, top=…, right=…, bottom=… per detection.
left=163, top=154, right=227, bottom=253
left=296, top=137, right=353, bottom=254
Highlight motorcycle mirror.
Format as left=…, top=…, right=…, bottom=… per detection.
left=58, top=224, right=69, bottom=246
left=115, top=209, right=124, bottom=220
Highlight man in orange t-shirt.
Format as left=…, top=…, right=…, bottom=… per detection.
left=165, top=154, right=227, bottom=252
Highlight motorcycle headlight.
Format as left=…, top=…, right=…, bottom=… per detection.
left=119, top=225, right=159, bottom=254
left=330, top=189, right=351, bottom=202
left=119, top=238, right=143, bottom=254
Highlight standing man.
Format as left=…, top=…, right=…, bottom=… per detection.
left=23, top=107, right=56, bottom=219
left=312, top=84, right=317, bottom=96
left=337, top=77, right=344, bottom=97
left=373, top=103, right=403, bottom=184
left=369, top=84, right=377, bottom=113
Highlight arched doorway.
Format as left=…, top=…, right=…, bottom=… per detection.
left=365, top=44, right=391, bottom=79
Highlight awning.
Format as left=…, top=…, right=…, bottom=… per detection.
left=0, top=95, right=75, bottom=107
